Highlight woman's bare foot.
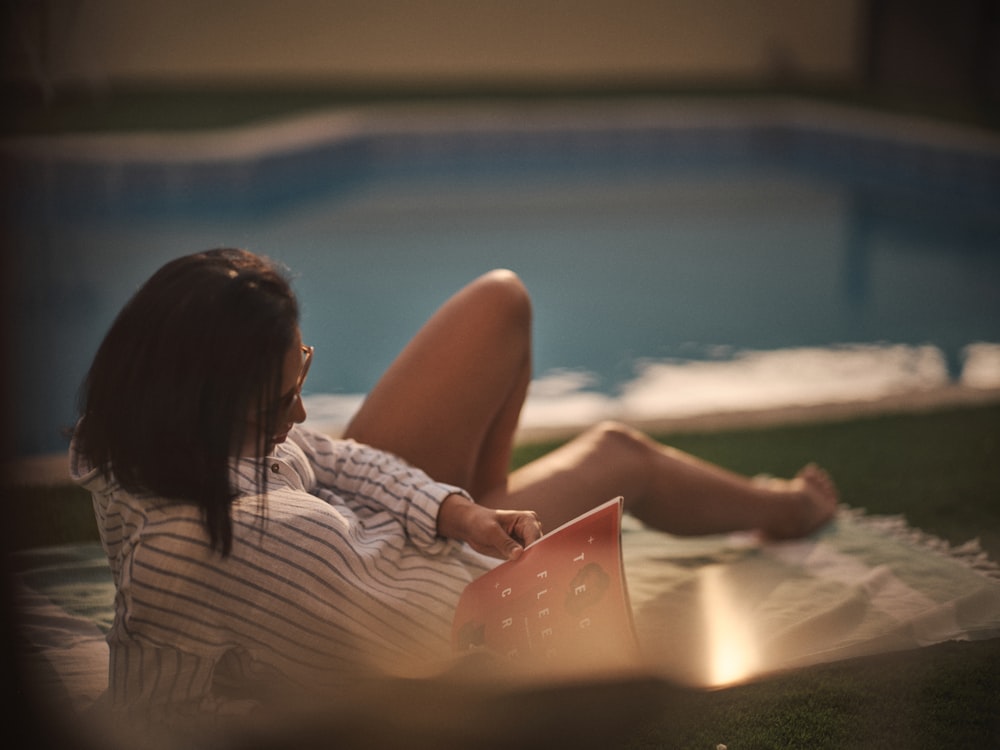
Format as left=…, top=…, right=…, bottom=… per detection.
left=757, top=464, right=839, bottom=540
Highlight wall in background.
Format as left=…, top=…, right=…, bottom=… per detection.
left=4, top=0, right=863, bottom=91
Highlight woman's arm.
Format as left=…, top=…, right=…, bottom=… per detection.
left=289, top=427, right=539, bottom=558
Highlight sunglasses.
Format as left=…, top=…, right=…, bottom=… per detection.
left=275, top=344, right=314, bottom=414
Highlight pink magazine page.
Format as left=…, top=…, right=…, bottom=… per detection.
left=452, top=497, right=639, bottom=676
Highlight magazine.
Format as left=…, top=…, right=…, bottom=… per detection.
left=452, top=497, right=639, bottom=676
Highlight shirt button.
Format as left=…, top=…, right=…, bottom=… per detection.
left=270, top=463, right=280, bottom=473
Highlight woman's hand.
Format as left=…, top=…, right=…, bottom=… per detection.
left=437, top=494, right=543, bottom=561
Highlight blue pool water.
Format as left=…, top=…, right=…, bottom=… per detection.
left=5, top=102, right=1000, bottom=456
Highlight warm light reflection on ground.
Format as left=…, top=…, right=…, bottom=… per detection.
left=699, top=564, right=759, bottom=687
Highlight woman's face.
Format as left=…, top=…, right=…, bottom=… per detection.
left=243, top=329, right=312, bottom=456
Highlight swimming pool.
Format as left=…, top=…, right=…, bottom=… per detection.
left=5, top=100, right=1000, bottom=457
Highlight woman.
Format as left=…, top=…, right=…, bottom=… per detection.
left=72, top=248, right=837, bottom=727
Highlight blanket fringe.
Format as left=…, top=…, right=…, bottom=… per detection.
left=841, top=505, right=1000, bottom=582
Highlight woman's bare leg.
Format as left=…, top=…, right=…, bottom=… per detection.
left=482, top=422, right=838, bottom=540
left=345, top=269, right=837, bottom=540
left=343, top=269, right=531, bottom=500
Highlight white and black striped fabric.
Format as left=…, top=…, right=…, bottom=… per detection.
left=70, top=426, right=495, bottom=723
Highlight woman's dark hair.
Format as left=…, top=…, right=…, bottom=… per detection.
left=76, top=248, right=299, bottom=555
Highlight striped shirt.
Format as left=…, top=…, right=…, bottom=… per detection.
left=70, top=425, right=496, bottom=724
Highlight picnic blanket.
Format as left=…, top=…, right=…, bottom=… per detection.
left=9, top=507, right=1000, bottom=713
left=625, top=508, right=1000, bottom=686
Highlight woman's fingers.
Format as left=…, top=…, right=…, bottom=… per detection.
left=437, top=496, right=543, bottom=561
left=495, top=510, right=543, bottom=553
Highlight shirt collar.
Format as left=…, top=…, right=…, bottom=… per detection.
left=231, top=435, right=315, bottom=496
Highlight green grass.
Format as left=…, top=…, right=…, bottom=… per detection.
left=620, top=639, right=1000, bottom=749
left=5, top=481, right=100, bottom=552
left=6, top=403, right=1000, bottom=748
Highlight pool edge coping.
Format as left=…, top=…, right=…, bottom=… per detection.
left=5, top=96, right=1000, bottom=163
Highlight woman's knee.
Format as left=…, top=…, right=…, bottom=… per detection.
left=581, top=421, right=655, bottom=463
left=469, top=269, right=532, bottom=331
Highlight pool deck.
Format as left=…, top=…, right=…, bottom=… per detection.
left=9, top=384, right=1000, bottom=487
